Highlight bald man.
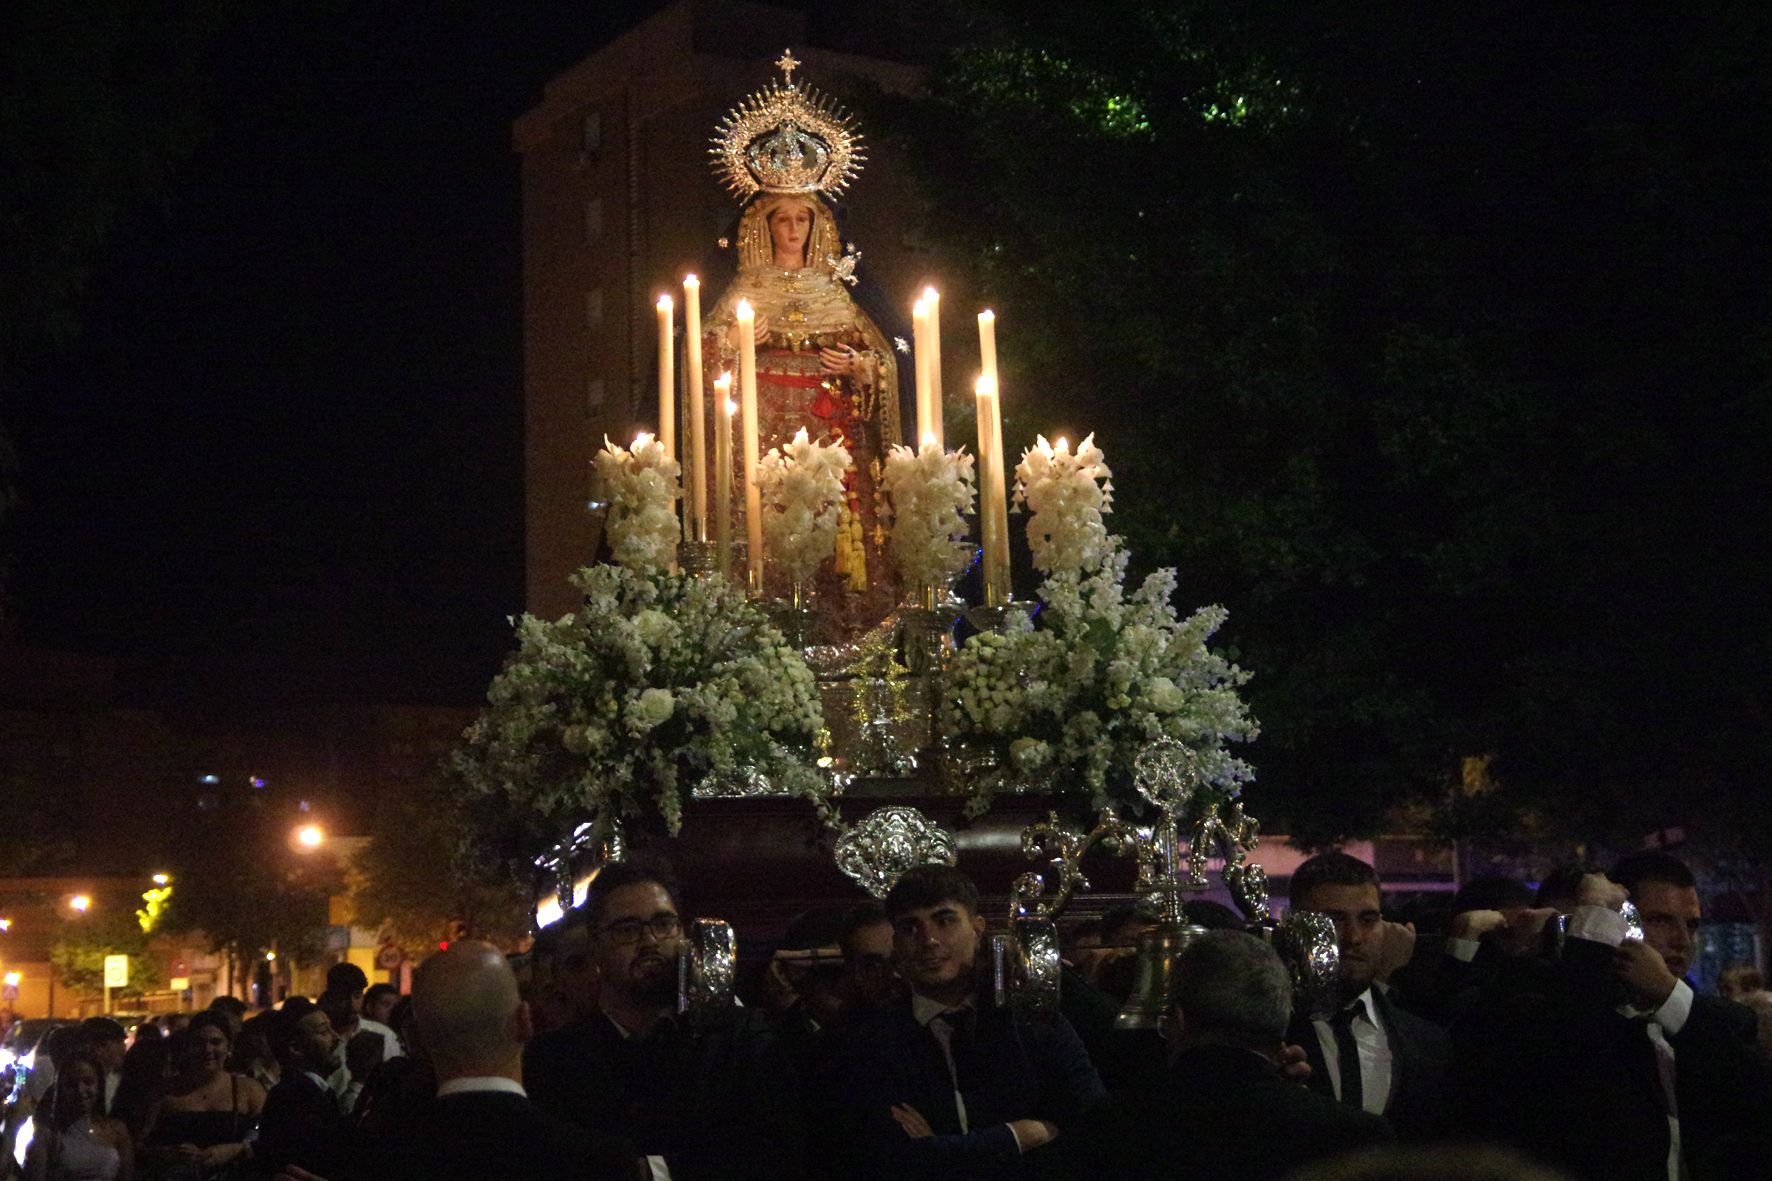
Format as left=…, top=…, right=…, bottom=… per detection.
left=374, top=942, right=642, bottom=1181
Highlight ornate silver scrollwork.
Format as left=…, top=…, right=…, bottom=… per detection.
left=1187, top=800, right=1273, bottom=926
left=833, top=805, right=958, bottom=899
left=1272, top=910, right=1341, bottom=1020
left=991, top=919, right=1062, bottom=1014
left=677, top=918, right=738, bottom=1013
left=1009, top=809, right=1139, bottom=921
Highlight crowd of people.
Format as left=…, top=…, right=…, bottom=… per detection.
left=3, top=847, right=1768, bottom=1181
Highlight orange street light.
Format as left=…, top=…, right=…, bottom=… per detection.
left=295, top=825, right=324, bottom=850
left=69, top=895, right=92, bottom=914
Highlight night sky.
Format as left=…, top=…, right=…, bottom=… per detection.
left=6, top=4, right=674, bottom=707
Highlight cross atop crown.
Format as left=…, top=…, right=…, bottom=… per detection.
left=775, top=49, right=801, bottom=87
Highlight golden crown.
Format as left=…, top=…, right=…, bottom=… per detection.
left=710, top=50, right=865, bottom=200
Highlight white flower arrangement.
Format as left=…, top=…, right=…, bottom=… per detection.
left=591, top=434, right=681, bottom=574
left=453, top=565, right=832, bottom=837
left=758, top=428, right=852, bottom=586
left=1014, top=433, right=1113, bottom=575
left=944, top=535, right=1257, bottom=818
left=881, top=441, right=977, bottom=592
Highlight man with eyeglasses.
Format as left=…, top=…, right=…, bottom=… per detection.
left=524, top=856, right=807, bottom=1181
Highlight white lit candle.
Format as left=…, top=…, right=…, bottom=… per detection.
left=977, top=310, right=1010, bottom=603
left=656, top=296, right=675, bottom=463
left=923, top=287, right=944, bottom=451
left=683, top=276, right=707, bottom=540
left=714, top=373, right=734, bottom=576
left=975, top=374, right=1011, bottom=606
left=736, top=300, right=763, bottom=594
left=912, top=298, right=933, bottom=446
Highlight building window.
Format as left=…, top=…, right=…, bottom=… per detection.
left=586, top=378, right=607, bottom=416
left=585, top=288, right=604, bottom=328
left=584, top=198, right=603, bottom=243
left=582, top=111, right=602, bottom=154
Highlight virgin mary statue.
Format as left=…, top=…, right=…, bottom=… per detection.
left=702, top=53, right=914, bottom=642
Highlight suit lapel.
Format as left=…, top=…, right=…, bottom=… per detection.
left=1287, top=1011, right=1334, bottom=1100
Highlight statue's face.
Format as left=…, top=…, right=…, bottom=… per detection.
left=768, top=201, right=814, bottom=265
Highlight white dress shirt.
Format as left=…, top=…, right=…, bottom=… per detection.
left=1568, top=905, right=1692, bottom=1181
left=1310, top=987, right=1394, bottom=1116
left=435, top=1076, right=526, bottom=1098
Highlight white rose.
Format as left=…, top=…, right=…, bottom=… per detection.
left=628, top=687, right=676, bottom=731
left=1146, top=676, right=1186, bottom=713
left=633, top=609, right=675, bottom=647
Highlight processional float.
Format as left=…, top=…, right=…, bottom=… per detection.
left=458, top=51, right=1340, bottom=1016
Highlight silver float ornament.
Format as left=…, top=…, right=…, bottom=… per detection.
left=832, top=805, right=958, bottom=899
left=1272, top=911, right=1342, bottom=1021
left=677, top=918, right=738, bottom=1013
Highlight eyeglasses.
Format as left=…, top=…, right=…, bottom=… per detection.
left=599, top=915, right=683, bottom=945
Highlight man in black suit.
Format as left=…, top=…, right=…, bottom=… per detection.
left=1043, top=929, right=1392, bottom=1180
left=376, top=940, right=640, bottom=1181
left=523, top=856, right=807, bottom=1181
left=257, top=1007, right=350, bottom=1178
left=1465, top=853, right=1772, bottom=1180
left=1285, top=851, right=1452, bottom=1140
left=832, top=864, right=1105, bottom=1180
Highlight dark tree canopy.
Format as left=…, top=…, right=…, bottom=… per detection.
left=875, top=2, right=1772, bottom=846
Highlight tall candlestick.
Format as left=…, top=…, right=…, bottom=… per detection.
left=714, top=373, right=734, bottom=578
left=923, top=286, right=945, bottom=450
left=655, top=296, right=675, bottom=464
left=977, top=310, right=1010, bottom=602
left=683, top=276, right=707, bottom=541
left=736, top=300, right=764, bottom=595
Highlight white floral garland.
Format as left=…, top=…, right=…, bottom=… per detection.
left=758, top=428, right=852, bottom=586
left=591, top=434, right=681, bottom=574
left=881, top=441, right=977, bottom=592
left=1014, top=433, right=1113, bottom=575
left=454, top=565, right=831, bottom=838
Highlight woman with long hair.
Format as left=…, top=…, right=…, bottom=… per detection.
left=23, top=1047, right=132, bottom=1181
left=136, top=1013, right=263, bottom=1181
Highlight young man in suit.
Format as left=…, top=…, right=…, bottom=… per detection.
left=1044, top=929, right=1392, bottom=1180
left=382, top=940, right=640, bottom=1181
left=833, top=863, right=1105, bottom=1180
left=1285, top=851, right=1452, bottom=1140
left=257, top=1006, right=350, bottom=1178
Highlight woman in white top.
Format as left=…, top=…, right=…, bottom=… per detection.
left=24, top=1048, right=131, bottom=1181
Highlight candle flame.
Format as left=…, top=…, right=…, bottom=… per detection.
left=912, top=298, right=927, bottom=318
left=922, top=432, right=937, bottom=448
left=979, top=309, right=995, bottom=323
left=656, top=294, right=672, bottom=311
left=634, top=431, right=653, bottom=448
left=683, top=274, right=699, bottom=288
left=726, top=399, right=738, bottom=416
left=714, top=372, right=732, bottom=390
left=1056, top=436, right=1069, bottom=452
left=922, top=285, right=940, bottom=303
left=735, top=299, right=753, bottom=320
left=975, top=374, right=996, bottom=396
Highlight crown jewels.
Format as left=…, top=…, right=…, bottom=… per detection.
left=711, top=49, right=866, bottom=199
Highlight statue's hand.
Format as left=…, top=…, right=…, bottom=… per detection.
left=820, top=345, right=858, bottom=376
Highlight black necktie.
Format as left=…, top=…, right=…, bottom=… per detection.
left=1329, top=1000, right=1364, bottom=1111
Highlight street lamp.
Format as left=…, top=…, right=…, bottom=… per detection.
left=69, top=895, right=91, bottom=914
left=295, top=824, right=324, bottom=850
left=0, top=918, right=11, bottom=932
left=152, top=873, right=170, bottom=886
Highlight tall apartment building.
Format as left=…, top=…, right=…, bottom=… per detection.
left=513, top=0, right=925, bottom=620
